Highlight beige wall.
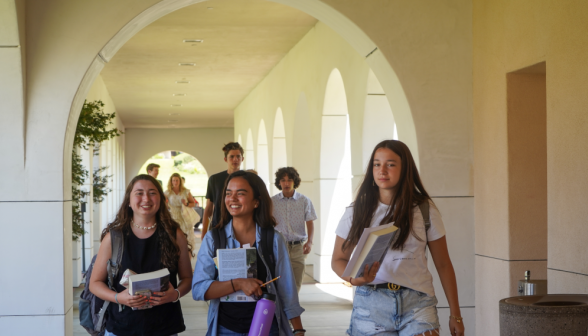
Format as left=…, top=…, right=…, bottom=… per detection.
left=474, top=1, right=588, bottom=335
left=0, top=1, right=473, bottom=334
left=124, top=128, right=234, bottom=186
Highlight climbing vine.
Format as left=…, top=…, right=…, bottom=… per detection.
left=72, top=100, right=123, bottom=240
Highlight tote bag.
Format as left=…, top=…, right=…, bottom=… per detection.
left=182, top=204, right=200, bottom=226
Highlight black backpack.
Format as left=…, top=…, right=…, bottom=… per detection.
left=79, top=229, right=125, bottom=336
left=211, top=226, right=276, bottom=279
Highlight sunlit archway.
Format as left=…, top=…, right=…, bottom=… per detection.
left=138, top=150, right=209, bottom=203
left=272, top=108, right=287, bottom=195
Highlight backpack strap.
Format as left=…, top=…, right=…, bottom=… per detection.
left=107, top=229, right=124, bottom=312
left=211, top=227, right=227, bottom=258
left=418, top=200, right=431, bottom=234
left=261, top=227, right=276, bottom=279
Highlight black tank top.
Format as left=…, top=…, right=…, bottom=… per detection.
left=105, top=227, right=185, bottom=336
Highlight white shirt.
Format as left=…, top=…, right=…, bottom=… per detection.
left=272, top=190, right=317, bottom=242
left=335, top=200, right=446, bottom=296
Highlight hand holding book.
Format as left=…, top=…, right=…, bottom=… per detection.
left=148, top=282, right=178, bottom=306
left=349, top=261, right=381, bottom=286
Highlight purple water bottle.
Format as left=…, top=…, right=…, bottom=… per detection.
left=248, top=293, right=276, bottom=336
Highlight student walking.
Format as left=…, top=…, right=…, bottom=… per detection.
left=165, top=173, right=197, bottom=262
left=146, top=163, right=162, bottom=185
left=331, top=140, right=465, bottom=336
left=192, top=171, right=306, bottom=336
left=271, top=167, right=317, bottom=293
left=201, top=142, right=244, bottom=239
left=89, top=175, right=193, bottom=336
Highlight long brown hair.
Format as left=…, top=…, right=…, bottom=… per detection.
left=217, top=171, right=277, bottom=229
left=100, top=175, right=193, bottom=269
left=342, top=140, right=430, bottom=251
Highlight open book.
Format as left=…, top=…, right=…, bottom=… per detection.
left=218, top=247, right=258, bottom=302
left=342, top=223, right=398, bottom=278
left=128, top=268, right=170, bottom=310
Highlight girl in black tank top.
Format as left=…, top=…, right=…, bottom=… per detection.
left=88, top=175, right=194, bottom=336
left=105, top=227, right=185, bottom=336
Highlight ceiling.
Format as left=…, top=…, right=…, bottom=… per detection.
left=100, top=0, right=317, bottom=129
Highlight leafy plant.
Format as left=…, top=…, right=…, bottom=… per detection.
left=71, top=100, right=123, bottom=240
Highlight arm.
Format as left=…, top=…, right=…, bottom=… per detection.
left=303, top=220, right=314, bottom=254
left=274, top=231, right=305, bottom=330
left=201, top=198, right=213, bottom=239
left=428, top=236, right=465, bottom=336
left=89, top=233, right=147, bottom=308
left=182, top=191, right=195, bottom=208
left=331, top=236, right=380, bottom=286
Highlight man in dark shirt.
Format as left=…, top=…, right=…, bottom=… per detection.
left=201, top=142, right=244, bottom=239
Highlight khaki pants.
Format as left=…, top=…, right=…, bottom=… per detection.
left=286, top=243, right=306, bottom=293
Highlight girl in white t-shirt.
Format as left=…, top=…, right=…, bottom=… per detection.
left=331, top=140, right=465, bottom=336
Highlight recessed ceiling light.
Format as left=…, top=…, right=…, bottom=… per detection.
left=169, top=113, right=180, bottom=116
left=207, top=7, right=213, bottom=10
left=183, top=39, right=203, bottom=43
left=175, top=81, right=190, bottom=84
left=171, top=104, right=182, bottom=107
left=173, top=93, right=186, bottom=96
left=168, top=120, right=179, bottom=122
left=179, top=63, right=195, bottom=66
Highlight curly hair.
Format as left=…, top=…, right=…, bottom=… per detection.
left=274, top=167, right=301, bottom=190
left=100, top=175, right=193, bottom=269
left=217, top=171, right=277, bottom=229
left=222, top=142, right=244, bottom=158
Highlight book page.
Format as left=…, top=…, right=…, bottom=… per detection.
left=218, top=248, right=258, bottom=302
left=342, top=223, right=396, bottom=278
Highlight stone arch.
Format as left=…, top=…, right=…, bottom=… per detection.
left=272, top=108, right=287, bottom=195
left=257, top=119, right=270, bottom=191
left=317, top=68, right=353, bottom=282
left=245, top=129, right=255, bottom=170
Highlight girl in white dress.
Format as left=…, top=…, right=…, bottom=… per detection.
left=165, top=173, right=196, bottom=260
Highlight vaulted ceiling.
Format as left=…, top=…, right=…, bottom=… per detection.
left=100, top=0, right=317, bottom=129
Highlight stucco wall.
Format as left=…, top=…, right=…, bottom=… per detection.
left=124, top=128, right=234, bottom=185
left=473, top=1, right=588, bottom=335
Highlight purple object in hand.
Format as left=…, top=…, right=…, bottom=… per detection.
left=248, top=293, right=276, bottom=336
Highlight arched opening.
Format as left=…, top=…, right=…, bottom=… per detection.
left=272, top=108, right=287, bottom=195
left=53, top=1, right=420, bottom=331
left=362, top=69, right=398, bottom=171
left=292, top=93, right=315, bottom=197
left=245, top=129, right=255, bottom=170
left=138, top=150, right=209, bottom=204
left=237, top=134, right=243, bottom=169
left=256, top=120, right=270, bottom=191
left=317, top=69, right=353, bottom=282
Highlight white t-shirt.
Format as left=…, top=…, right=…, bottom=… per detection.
left=335, top=200, right=446, bottom=297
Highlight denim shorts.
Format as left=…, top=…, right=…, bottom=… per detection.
left=348, top=286, right=440, bottom=336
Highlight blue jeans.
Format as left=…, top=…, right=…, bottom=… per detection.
left=217, top=322, right=279, bottom=336
left=105, top=332, right=177, bottom=336
left=348, top=286, right=440, bottom=336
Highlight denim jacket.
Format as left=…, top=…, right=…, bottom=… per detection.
left=192, top=221, right=304, bottom=336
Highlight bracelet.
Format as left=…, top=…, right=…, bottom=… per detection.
left=293, top=329, right=306, bottom=335
left=449, top=315, right=463, bottom=323
left=231, top=279, right=236, bottom=292
left=173, top=289, right=181, bottom=303
left=115, top=293, right=120, bottom=304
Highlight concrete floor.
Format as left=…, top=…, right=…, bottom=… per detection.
left=73, top=228, right=353, bottom=335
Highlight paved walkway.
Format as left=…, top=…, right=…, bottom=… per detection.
left=73, top=228, right=353, bottom=335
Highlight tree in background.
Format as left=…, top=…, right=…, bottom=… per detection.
left=72, top=100, right=123, bottom=240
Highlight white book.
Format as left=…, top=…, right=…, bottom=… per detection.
left=342, top=223, right=398, bottom=278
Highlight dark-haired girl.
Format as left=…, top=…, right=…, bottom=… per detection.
left=90, top=175, right=193, bottom=336
left=331, top=140, right=465, bottom=336
left=192, top=171, right=305, bottom=336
